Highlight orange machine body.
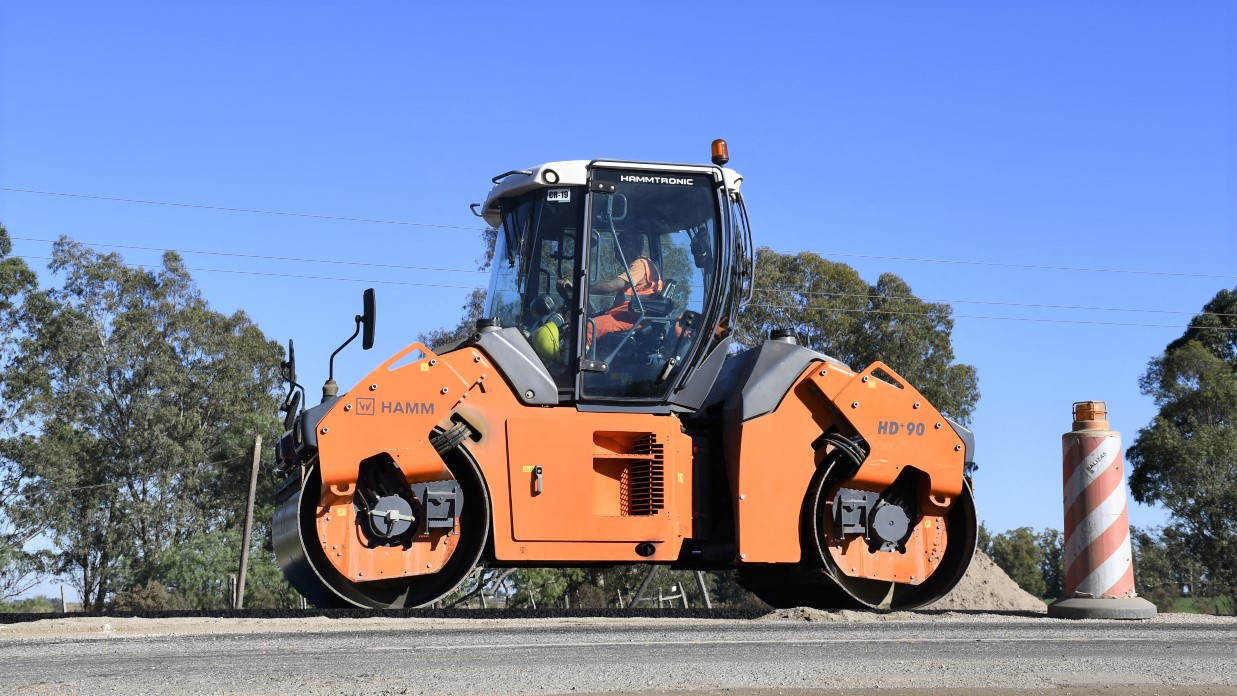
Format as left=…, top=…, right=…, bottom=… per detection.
left=309, top=339, right=965, bottom=587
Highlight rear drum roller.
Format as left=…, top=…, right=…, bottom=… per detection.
left=273, top=435, right=490, bottom=608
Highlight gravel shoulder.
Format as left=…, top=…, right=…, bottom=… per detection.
left=4, top=554, right=1232, bottom=694
left=2, top=609, right=1233, bottom=642
left=3, top=613, right=1235, bottom=695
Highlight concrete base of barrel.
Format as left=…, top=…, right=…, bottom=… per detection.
left=1048, top=596, right=1157, bottom=620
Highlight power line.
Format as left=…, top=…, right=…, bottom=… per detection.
left=16, top=258, right=1217, bottom=323
left=752, top=287, right=1237, bottom=319
left=772, top=249, right=1237, bottom=281
left=16, top=255, right=482, bottom=291
left=12, top=236, right=1227, bottom=318
left=21, top=251, right=1226, bottom=330
left=186, top=266, right=480, bottom=290
left=0, top=187, right=489, bottom=231
left=3, top=185, right=1228, bottom=280
left=748, top=302, right=1237, bottom=331
left=11, top=236, right=487, bottom=275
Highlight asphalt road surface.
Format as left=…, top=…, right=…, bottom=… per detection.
left=2, top=613, right=1235, bottom=694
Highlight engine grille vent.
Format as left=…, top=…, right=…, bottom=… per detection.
left=628, top=434, right=665, bottom=516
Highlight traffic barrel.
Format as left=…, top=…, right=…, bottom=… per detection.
left=1048, top=401, right=1156, bottom=619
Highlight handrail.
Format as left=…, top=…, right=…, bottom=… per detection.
left=491, top=169, right=532, bottom=184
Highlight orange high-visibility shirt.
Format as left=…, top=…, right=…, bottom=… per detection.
left=608, top=257, right=663, bottom=314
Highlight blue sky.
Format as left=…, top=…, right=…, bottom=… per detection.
left=1, top=1, right=1233, bottom=551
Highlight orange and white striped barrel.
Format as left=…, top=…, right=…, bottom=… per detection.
left=1049, top=401, right=1155, bottom=619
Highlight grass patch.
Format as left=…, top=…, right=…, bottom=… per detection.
left=1172, top=596, right=1234, bottom=615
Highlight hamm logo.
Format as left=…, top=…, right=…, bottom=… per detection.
left=355, top=398, right=376, bottom=415
left=381, top=401, right=435, bottom=415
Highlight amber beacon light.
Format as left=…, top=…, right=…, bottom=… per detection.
left=711, top=139, right=729, bottom=166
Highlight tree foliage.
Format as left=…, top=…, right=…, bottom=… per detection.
left=735, top=248, right=979, bottom=425
left=417, top=288, right=487, bottom=350
left=146, top=528, right=298, bottom=610
left=0, top=594, right=60, bottom=614
left=1, top=235, right=291, bottom=608
left=109, top=580, right=190, bottom=611
left=980, top=525, right=1063, bottom=600
left=416, top=228, right=495, bottom=350
left=501, top=566, right=760, bottom=610
left=1130, top=526, right=1190, bottom=612
left=0, top=224, right=47, bottom=601
left=1037, top=528, right=1064, bottom=599
left=445, top=564, right=763, bottom=610
left=987, top=526, right=1047, bottom=598
left=0, top=224, right=38, bottom=433
left=1128, top=287, right=1237, bottom=604
left=976, top=522, right=992, bottom=555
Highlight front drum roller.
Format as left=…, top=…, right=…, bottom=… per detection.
left=273, top=437, right=490, bottom=609
left=737, top=440, right=977, bottom=611
left=806, top=454, right=978, bottom=610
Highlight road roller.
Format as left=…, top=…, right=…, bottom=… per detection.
left=273, top=140, right=978, bottom=610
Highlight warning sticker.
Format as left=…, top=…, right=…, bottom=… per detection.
left=546, top=188, right=571, bottom=203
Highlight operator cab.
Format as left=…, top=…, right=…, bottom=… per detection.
left=480, top=146, right=751, bottom=405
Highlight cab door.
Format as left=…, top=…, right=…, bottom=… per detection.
left=578, top=167, right=722, bottom=401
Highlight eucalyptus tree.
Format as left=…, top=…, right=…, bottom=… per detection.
left=6, top=237, right=285, bottom=608
left=735, top=248, right=980, bottom=426
left=0, top=224, right=46, bottom=601
left=1129, top=288, right=1237, bottom=607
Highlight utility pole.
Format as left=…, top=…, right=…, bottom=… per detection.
left=694, top=571, right=713, bottom=609
left=236, top=434, right=262, bottom=610
left=632, top=565, right=659, bottom=607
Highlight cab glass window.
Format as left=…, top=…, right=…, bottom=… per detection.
left=580, top=169, right=720, bottom=400
left=485, top=187, right=584, bottom=388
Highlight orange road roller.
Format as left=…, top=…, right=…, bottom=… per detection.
left=273, top=141, right=977, bottom=610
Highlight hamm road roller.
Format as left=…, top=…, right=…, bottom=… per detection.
left=273, top=141, right=977, bottom=610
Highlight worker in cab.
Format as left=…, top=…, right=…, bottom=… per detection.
left=558, top=229, right=663, bottom=349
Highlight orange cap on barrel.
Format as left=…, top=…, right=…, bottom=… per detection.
left=1072, top=401, right=1110, bottom=431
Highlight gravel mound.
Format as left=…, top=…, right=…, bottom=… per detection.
left=759, top=550, right=1047, bottom=620
left=924, top=549, right=1047, bottom=612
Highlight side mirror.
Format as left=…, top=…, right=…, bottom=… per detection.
left=361, top=288, right=376, bottom=350
left=283, top=339, right=297, bottom=384
left=326, top=288, right=378, bottom=391
left=281, top=339, right=303, bottom=428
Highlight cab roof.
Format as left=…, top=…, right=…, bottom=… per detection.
left=480, top=160, right=743, bottom=229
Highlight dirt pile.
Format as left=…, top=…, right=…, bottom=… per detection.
left=758, top=551, right=1047, bottom=619
left=925, top=549, right=1047, bottom=612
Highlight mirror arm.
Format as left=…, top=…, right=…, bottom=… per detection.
left=282, top=379, right=306, bottom=411
left=328, top=317, right=362, bottom=383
